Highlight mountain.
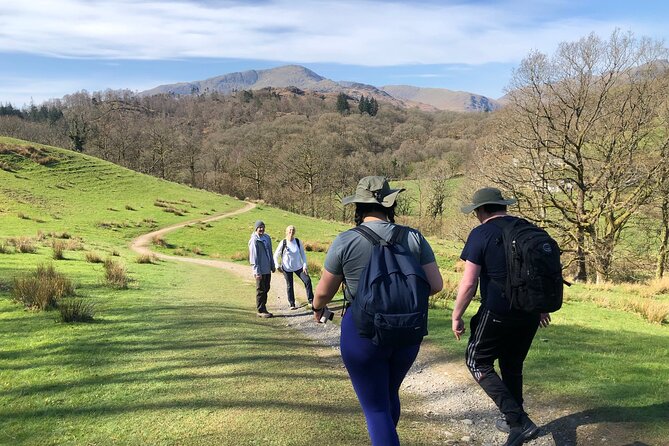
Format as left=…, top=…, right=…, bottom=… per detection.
left=141, top=65, right=498, bottom=113
left=381, top=85, right=502, bottom=112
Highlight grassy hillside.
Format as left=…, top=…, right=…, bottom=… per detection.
left=0, top=137, right=450, bottom=445
left=1, top=136, right=668, bottom=444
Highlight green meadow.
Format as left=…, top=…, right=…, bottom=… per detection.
left=1, top=136, right=668, bottom=444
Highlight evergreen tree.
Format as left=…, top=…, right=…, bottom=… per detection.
left=336, top=93, right=350, bottom=114
left=358, top=95, right=367, bottom=114
left=369, top=97, right=379, bottom=116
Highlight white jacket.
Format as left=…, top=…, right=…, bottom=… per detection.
left=273, top=238, right=307, bottom=272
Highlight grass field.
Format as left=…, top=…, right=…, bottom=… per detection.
left=1, top=136, right=668, bottom=444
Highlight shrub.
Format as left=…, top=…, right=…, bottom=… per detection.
left=428, top=277, right=458, bottom=310
left=110, top=249, right=120, bottom=257
left=136, top=253, right=158, bottom=264
left=230, top=251, right=248, bottom=261
left=58, top=298, right=95, bottom=323
left=12, top=264, right=75, bottom=310
left=163, top=207, right=186, bottom=216
left=0, top=241, right=12, bottom=254
left=63, top=239, right=84, bottom=251
left=104, top=259, right=129, bottom=289
left=0, top=160, right=14, bottom=172
left=52, top=240, right=66, bottom=260
left=643, top=277, right=669, bottom=297
left=173, top=248, right=187, bottom=256
left=9, top=237, right=37, bottom=253
left=17, top=212, right=30, bottom=220
left=85, top=251, right=104, bottom=263
left=303, top=241, right=329, bottom=253
left=191, top=246, right=203, bottom=255
left=306, top=260, right=323, bottom=278
left=125, top=204, right=136, bottom=211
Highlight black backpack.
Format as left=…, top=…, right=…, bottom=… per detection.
left=280, top=238, right=301, bottom=257
left=347, top=225, right=432, bottom=347
left=491, top=217, right=564, bottom=313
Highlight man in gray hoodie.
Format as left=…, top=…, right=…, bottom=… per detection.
left=248, top=220, right=275, bottom=318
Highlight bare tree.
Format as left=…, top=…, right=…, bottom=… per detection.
left=478, top=30, right=669, bottom=283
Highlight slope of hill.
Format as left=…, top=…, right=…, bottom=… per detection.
left=381, top=85, right=501, bottom=112
left=0, top=136, right=240, bottom=243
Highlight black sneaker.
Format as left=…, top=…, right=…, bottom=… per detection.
left=501, top=417, right=539, bottom=445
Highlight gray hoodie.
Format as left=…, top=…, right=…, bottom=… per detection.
left=248, top=232, right=275, bottom=275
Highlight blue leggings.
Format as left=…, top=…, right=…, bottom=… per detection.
left=340, top=310, right=420, bottom=446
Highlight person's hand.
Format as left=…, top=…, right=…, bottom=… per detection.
left=302, top=266, right=308, bottom=275
left=271, top=266, right=276, bottom=273
left=254, top=274, right=261, bottom=279
left=539, top=313, right=551, bottom=328
left=313, top=307, right=324, bottom=323
left=452, top=317, right=465, bottom=340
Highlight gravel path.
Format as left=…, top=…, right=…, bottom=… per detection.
left=130, top=203, right=629, bottom=446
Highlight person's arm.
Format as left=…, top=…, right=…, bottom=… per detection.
left=452, top=261, right=481, bottom=340
left=249, top=240, right=260, bottom=278
left=299, top=240, right=308, bottom=273
left=313, top=270, right=343, bottom=322
left=268, top=238, right=275, bottom=272
left=273, top=241, right=282, bottom=268
left=422, top=261, right=443, bottom=295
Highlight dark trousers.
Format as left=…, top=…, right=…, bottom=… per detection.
left=465, top=308, right=539, bottom=426
left=255, top=274, right=271, bottom=312
left=282, top=268, right=314, bottom=305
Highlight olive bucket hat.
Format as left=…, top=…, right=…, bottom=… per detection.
left=461, top=187, right=517, bottom=214
left=342, top=176, right=405, bottom=207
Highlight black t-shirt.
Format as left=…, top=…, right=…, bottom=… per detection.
left=460, top=215, right=526, bottom=316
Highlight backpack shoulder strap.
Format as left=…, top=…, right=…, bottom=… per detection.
left=280, top=239, right=287, bottom=256
left=295, top=238, right=301, bottom=249
left=351, top=225, right=386, bottom=246
left=389, top=225, right=407, bottom=245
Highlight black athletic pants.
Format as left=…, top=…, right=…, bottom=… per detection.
left=465, top=307, right=539, bottom=426
left=255, top=273, right=271, bottom=312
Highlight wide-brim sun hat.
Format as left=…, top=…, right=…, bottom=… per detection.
left=342, top=176, right=405, bottom=208
left=461, top=187, right=517, bottom=214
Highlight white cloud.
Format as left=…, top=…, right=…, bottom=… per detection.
left=0, top=0, right=658, bottom=65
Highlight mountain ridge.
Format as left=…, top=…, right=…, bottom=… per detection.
left=141, top=65, right=500, bottom=113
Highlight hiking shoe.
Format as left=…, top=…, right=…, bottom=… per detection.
left=501, top=417, right=539, bottom=445
left=257, top=311, right=273, bottom=318
left=289, top=305, right=298, bottom=310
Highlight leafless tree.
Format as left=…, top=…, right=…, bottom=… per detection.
left=478, top=30, right=669, bottom=283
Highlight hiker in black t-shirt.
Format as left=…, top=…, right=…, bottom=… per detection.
left=452, top=187, right=551, bottom=446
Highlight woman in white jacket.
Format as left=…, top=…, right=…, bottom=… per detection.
left=273, top=225, right=314, bottom=309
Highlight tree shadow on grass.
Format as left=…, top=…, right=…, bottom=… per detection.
left=541, top=402, right=669, bottom=445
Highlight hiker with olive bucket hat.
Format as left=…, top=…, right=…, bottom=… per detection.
left=313, top=176, right=443, bottom=446
left=453, top=187, right=559, bottom=446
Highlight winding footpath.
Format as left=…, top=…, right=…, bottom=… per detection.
left=129, top=202, right=606, bottom=446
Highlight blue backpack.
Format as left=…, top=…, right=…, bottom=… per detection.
left=348, top=225, right=431, bottom=347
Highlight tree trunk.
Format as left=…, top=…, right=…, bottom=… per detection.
left=574, top=243, right=588, bottom=282
left=656, top=199, right=669, bottom=279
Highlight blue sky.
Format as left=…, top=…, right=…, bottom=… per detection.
left=1, top=0, right=668, bottom=106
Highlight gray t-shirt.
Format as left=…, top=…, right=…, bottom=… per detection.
left=323, top=221, right=436, bottom=299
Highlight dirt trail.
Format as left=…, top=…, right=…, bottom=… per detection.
left=129, top=203, right=622, bottom=446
